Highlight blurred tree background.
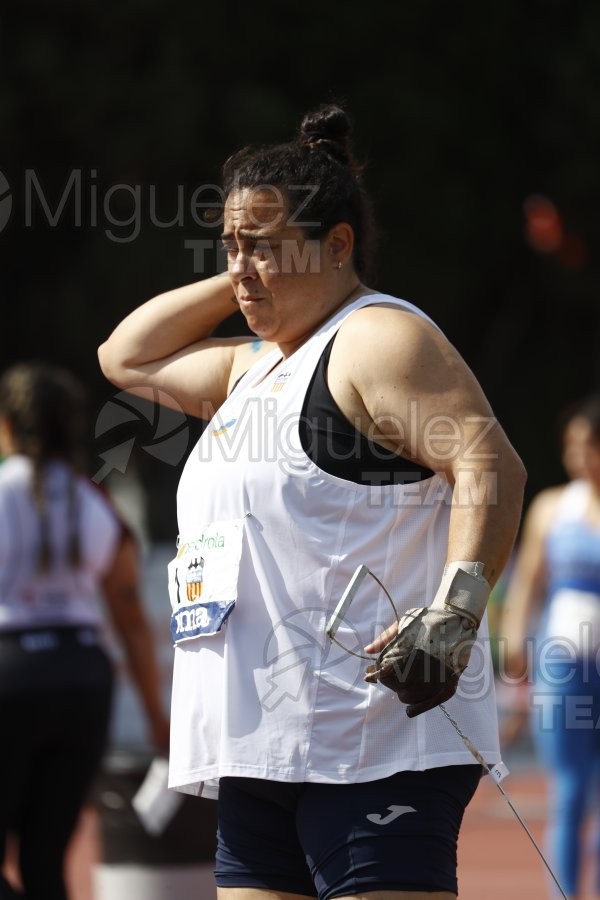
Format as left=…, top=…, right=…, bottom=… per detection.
left=1, top=0, right=599, bottom=538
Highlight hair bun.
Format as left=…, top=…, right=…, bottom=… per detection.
left=299, top=104, right=353, bottom=167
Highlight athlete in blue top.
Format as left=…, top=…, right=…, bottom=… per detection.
left=502, top=394, right=600, bottom=898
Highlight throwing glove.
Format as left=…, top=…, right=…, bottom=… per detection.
left=364, top=561, right=490, bottom=717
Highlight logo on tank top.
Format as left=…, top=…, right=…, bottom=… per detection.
left=271, top=371, right=291, bottom=393
left=212, top=418, right=237, bottom=437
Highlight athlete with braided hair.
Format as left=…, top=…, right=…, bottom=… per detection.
left=0, top=362, right=169, bottom=900
left=100, top=104, right=526, bottom=900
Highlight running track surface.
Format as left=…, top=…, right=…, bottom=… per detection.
left=5, top=766, right=599, bottom=899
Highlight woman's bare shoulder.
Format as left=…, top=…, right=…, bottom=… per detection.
left=228, top=338, right=278, bottom=391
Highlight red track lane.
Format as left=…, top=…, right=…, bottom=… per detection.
left=460, top=768, right=598, bottom=900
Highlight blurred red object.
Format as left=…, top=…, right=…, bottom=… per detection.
left=523, top=194, right=563, bottom=253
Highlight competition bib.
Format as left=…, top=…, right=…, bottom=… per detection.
left=167, top=519, right=244, bottom=645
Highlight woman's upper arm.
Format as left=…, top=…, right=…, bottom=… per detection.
left=336, top=306, right=519, bottom=477
left=506, top=489, right=560, bottom=603
left=100, top=533, right=145, bottom=629
left=99, top=337, right=253, bottom=420
left=98, top=273, right=259, bottom=419
left=499, top=488, right=561, bottom=665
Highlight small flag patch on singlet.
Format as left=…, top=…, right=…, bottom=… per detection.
left=271, top=372, right=291, bottom=393
left=212, top=418, right=237, bottom=436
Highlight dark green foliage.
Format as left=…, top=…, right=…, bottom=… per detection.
left=1, top=0, right=599, bottom=535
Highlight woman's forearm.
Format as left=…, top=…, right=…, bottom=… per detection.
left=446, top=449, right=527, bottom=589
left=98, top=272, right=236, bottom=383
left=119, top=618, right=170, bottom=750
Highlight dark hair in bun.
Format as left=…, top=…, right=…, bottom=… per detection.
left=222, top=104, right=376, bottom=278
left=299, top=105, right=355, bottom=169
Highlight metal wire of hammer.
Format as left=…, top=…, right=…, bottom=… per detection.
left=326, top=565, right=568, bottom=900
left=437, top=704, right=567, bottom=900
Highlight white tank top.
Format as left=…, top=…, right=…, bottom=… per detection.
left=168, top=294, right=500, bottom=795
left=0, top=455, right=123, bottom=630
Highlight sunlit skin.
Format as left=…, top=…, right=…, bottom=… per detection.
left=222, top=187, right=360, bottom=356
left=0, top=416, right=15, bottom=457
left=561, top=417, right=589, bottom=481
left=562, top=416, right=600, bottom=491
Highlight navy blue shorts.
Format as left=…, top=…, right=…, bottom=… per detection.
left=215, top=765, right=482, bottom=899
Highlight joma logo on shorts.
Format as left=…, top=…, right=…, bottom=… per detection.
left=366, top=805, right=416, bottom=825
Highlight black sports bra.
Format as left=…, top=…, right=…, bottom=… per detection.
left=298, top=335, right=434, bottom=486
